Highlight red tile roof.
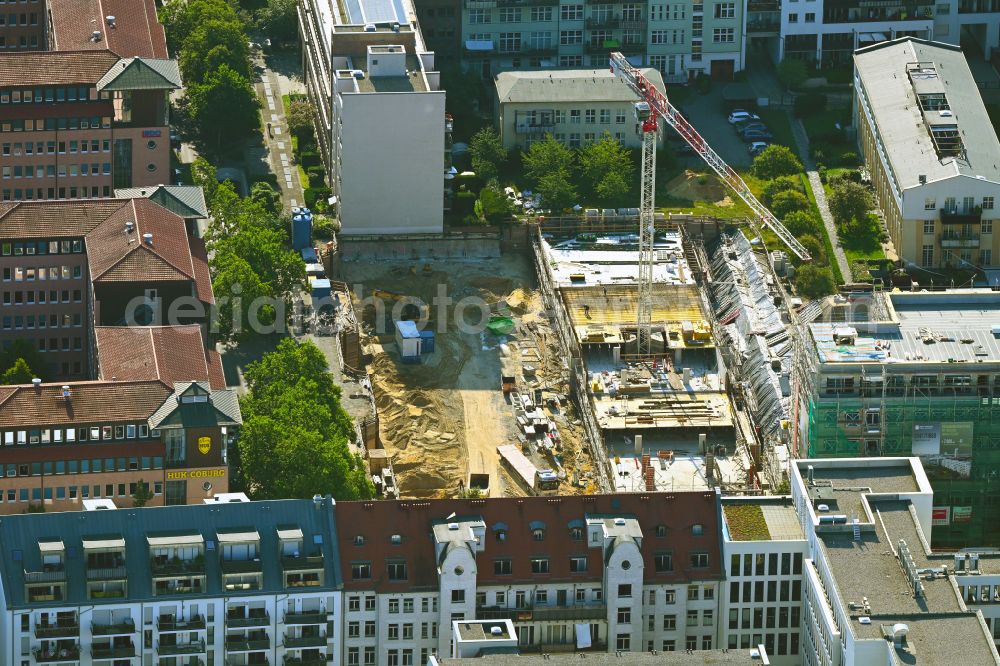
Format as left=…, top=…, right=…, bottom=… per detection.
left=47, top=0, right=168, bottom=58
left=0, top=380, right=171, bottom=427
left=336, top=493, right=724, bottom=592
left=94, top=325, right=224, bottom=388
left=0, top=200, right=130, bottom=238
left=0, top=50, right=121, bottom=87
left=188, top=236, right=215, bottom=305
left=86, top=199, right=195, bottom=284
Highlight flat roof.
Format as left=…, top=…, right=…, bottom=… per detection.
left=496, top=68, right=666, bottom=105
left=854, top=37, right=1000, bottom=189
left=810, top=290, right=1000, bottom=365
left=722, top=499, right=805, bottom=541
left=543, top=234, right=695, bottom=288
left=342, top=0, right=411, bottom=26
left=609, top=450, right=744, bottom=493
left=437, top=649, right=767, bottom=665
left=796, top=461, right=921, bottom=518
left=455, top=621, right=514, bottom=642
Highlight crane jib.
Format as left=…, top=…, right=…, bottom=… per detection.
left=607, top=52, right=811, bottom=263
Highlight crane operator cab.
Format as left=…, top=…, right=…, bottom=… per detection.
left=634, top=101, right=651, bottom=122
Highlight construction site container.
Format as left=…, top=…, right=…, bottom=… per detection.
left=419, top=330, right=435, bottom=354
left=395, top=320, right=422, bottom=362
left=311, top=278, right=331, bottom=301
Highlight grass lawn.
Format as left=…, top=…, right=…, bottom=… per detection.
left=800, top=172, right=845, bottom=284
left=756, top=109, right=797, bottom=150
left=801, top=107, right=857, bottom=167
left=820, top=169, right=887, bottom=270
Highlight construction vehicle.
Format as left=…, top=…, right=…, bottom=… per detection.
left=608, top=53, right=810, bottom=357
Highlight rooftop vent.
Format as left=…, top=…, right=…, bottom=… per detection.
left=61, top=385, right=71, bottom=399
left=31, top=378, right=41, bottom=389
left=448, top=522, right=460, bottom=531
left=892, top=623, right=909, bottom=647
left=105, top=15, right=116, bottom=27
left=490, top=626, right=503, bottom=636
left=142, top=232, right=153, bottom=246
left=125, top=221, right=135, bottom=233
left=91, top=30, right=102, bottom=42
left=363, top=23, right=376, bottom=32
left=918, top=174, right=927, bottom=185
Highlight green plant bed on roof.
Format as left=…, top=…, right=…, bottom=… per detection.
left=724, top=503, right=771, bottom=541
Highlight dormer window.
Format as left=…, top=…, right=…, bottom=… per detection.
left=692, top=524, right=703, bottom=536
left=354, top=535, right=365, bottom=546
left=529, top=521, right=546, bottom=541
left=492, top=522, right=508, bottom=542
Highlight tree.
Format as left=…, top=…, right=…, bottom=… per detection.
left=1, top=358, right=35, bottom=385
left=795, top=264, right=837, bottom=298
left=782, top=210, right=821, bottom=237
left=131, top=479, right=154, bottom=507
left=237, top=339, right=372, bottom=500
left=770, top=189, right=810, bottom=219
left=255, top=0, right=298, bottom=43
left=474, top=185, right=515, bottom=224
left=798, top=234, right=827, bottom=266
left=250, top=181, right=281, bottom=215
left=212, top=253, right=275, bottom=343
left=286, top=99, right=315, bottom=140
left=761, top=176, right=802, bottom=208
left=752, top=145, right=803, bottom=180
left=186, top=65, right=261, bottom=152
left=470, top=127, right=507, bottom=182
left=180, top=19, right=252, bottom=85
left=829, top=181, right=873, bottom=227
left=777, top=58, right=808, bottom=90
left=0, top=339, right=49, bottom=381
left=522, top=134, right=574, bottom=185
left=578, top=133, right=634, bottom=207
left=536, top=168, right=578, bottom=211
left=191, top=157, right=220, bottom=202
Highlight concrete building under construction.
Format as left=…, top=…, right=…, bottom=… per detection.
left=794, top=289, right=1000, bottom=547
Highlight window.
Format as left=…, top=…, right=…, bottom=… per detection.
left=498, top=32, right=520, bottom=52
left=655, top=552, right=673, bottom=572
left=560, top=3, right=583, bottom=20
left=451, top=590, right=465, bottom=603
left=364, top=648, right=376, bottom=665
left=495, top=559, right=512, bottom=575
left=365, top=621, right=376, bottom=636
left=499, top=7, right=519, bottom=22
left=924, top=220, right=935, bottom=234
left=982, top=249, right=993, bottom=265
left=714, top=1, right=735, bottom=18
left=351, top=562, right=371, bottom=579
left=468, top=8, right=489, bottom=23
left=789, top=12, right=798, bottom=22
left=687, top=610, right=698, bottom=627
left=535, top=590, right=547, bottom=604
left=389, top=599, right=399, bottom=614
left=703, top=586, right=714, bottom=600
left=570, top=556, right=587, bottom=572
left=617, top=583, right=632, bottom=598
left=616, top=634, right=630, bottom=651
left=664, top=589, right=675, bottom=604
left=616, top=110, right=626, bottom=125
left=984, top=197, right=995, bottom=211
left=617, top=607, right=631, bottom=624
left=805, top=11, right=815, bottom=21
left=387, top=561, right=408, bottom=580
left=691, top=552, right=709, bottom=568
left=688, top=585, right=699, bottom=600
left=584, top=109, right=596, bottom=124
left=531, top=558, right=550, bottom=574
left=530, top=6, right=552, bottom=21
left=663, top=614, right=676, bottom=630
left=532, top=527, right=545, bottom=541
left=348, top=648, right=360, bottom=666
left=570, top=526, right=583, bottom=540
left=692, top=524, right=703, bottom=536
left=712, top=27, right=734, bottom=43
left=984, top=219, right=994, bottom=234
left=348, top=622, right=360, bottom=638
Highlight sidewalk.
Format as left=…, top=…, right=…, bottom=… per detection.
left=253, top=52, right=306, bottom=210
left=789, top=113, right=852, bottom=282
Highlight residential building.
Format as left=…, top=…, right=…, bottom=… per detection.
left=793, top=288, right=1000, bottom=547
left=0, top=494, right=340, bottom=666
left=298, top=0, right=449, bottom=235
left=494, top=68, right=667, bottom=150
left=450, top=0, right=744, bottom=81
left=429, top=647, right=772, bottom=665
left=0, top=0, right=179, bottom=200
left=0, top=198, right=214, bottom=378
left=115, top=185, right=209, bottom=236
left=854, top=37, right=1000, bottom=269
left=0, top=372, right=240, bottom=512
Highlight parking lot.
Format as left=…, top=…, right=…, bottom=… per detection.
left=671, top=87, right=754, bottom=168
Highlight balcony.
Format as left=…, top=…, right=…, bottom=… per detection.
left=476, top=602, right=606, bottom=622
left=224, top=638, right=271, bottom=652
left=227, top=613, right=270, bottom=628
left=158, top=639, right=206, bottom=656
left=91, top=643, right=135, bottom=659
left=284, top=611, right=327, bottom=625
left=516, top=122, right=556, bottom=135
left=280, top=554, right=324, bottom=572
left=227, top=659, right=268, bottom=666
left=221, top=559, right=262, bottom=574
left=941, top=233, right=981, bottom=248
left=748, top=0, right=779, bottom=9
left=158, top=615, right=207, bottom=631
left=91, top=618, right=135, bottom=636
left=283, top=632, right=327, bottom=648
left=24, top=565, right=66, bottom=584
left=86, top=566, right=126, bottom=581
left=585, top=41, right=619, bottom=54
left=941, top=207, right=983, bottom=225
left=586, top=17, right=621, bottom=28
left=33, top=647, right=80, bottom=663
left=520, top=45, right=559, bottom=56
left=284, top=659, right=327, bottom=666
left=35, top=621, right=80, bottom=639
left=151, top=557, right=205, bottom=576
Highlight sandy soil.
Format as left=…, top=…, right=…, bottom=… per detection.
left=665, top=169, right=730, bottom=203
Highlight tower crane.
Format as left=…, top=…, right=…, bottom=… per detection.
left=609, top=53, right=811, bottom=357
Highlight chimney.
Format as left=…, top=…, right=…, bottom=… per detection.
left=142, top=233, right=153, bottom=246
left=807, top=465, right=815, bottom=484
left=61, top=385, right=71, bottom=399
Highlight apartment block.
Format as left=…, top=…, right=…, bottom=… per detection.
left=854, top=37, right=1000, bottom=270
left=494, top=68, right=667, bottom=150
left=334, top=493, right=725, bottom=664
left=0, top=494, right=340, bottom=666
left=299, top=0, right=449, bottom=235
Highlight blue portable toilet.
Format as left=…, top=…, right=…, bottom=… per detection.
left=419, top=330, right=435, bottom=354
left=291, top=212, right=313, bottom=250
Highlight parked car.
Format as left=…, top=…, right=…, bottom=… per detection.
left=736, top=122, right=768, bottom=135
left=748, top=141, right=769, bottom=156
left=741, top=129, right=774, bottom=143
left=728, top=110, right=760, bottom=124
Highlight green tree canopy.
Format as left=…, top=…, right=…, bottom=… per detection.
left=797, top=234, right=827, bottom=266
left=286, top=99, right=315, bottom=139
left=470, top=127, right=507, bottom=182
left=250, top=181, right=281, bottom=215
left=782, top=210, right=821, bottom=237
left=255, top=0, right=298, bottom=42
left=179, top=18, right=252, bottom=85
left=1, top=358, right=35, bottom=385
left=475, top=185, right=515, bottom=224
left=777, top=58, right=808, bottom=89
left=795, top=264, right=837, bottom=298
left=187, top=65, right=260, bottom=152
left=0, top=339, right=49, bottom=382
left=829, top=181, right=874, bottom=227
left=237, top=339, right=372, bottom=499
left=770, top=189, right=810, bottom=219
left=212, top=252, right=274, bottom=343
left=131, top=479, right=154, bottom=507
left=161, top=0, right=245, bottom=55
left=760, top=175, right=803, bottom=208
left=523, top=134, right=574, bottom=185
left=752, top=145, right=804, bottom=180
left=578, top=133, right=634, bottom=207
left=536, top=168, right=578, bottom=211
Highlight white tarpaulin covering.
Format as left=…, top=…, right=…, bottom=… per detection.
left=575, top=624, right=592, bottom=649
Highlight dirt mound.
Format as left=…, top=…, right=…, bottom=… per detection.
left=665, top=170, right=727, bottom=203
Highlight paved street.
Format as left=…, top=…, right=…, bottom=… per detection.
left=252, top=51, right=307, bottom=210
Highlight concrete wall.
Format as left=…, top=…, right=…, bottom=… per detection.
left=497, top=100, right=658, bottom=150
left=336, top=91, right=445, bottom=235
left=338, top=238, right=500, bottom=262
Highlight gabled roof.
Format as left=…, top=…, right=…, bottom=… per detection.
left=0, top=380, right=172, bottom=427
left=114, top=185, right=209, bottom=220
left=336, top=492, right=723, bottom=592
left=97, top=57, right=181, bottom=91
left=94, top=325, right=227, bottom=389
left=0, top=50, right=121, bottom=87
left=188, top=236, right=215, bottom=305
left=47, top=0, right=168, bottom=59
left=0, top=496, right=341, bottom=608
left=85, top=198, right=195, bottom=284
left=148, top=382, right=242, bottom=430
left=0, top=200, right=130, bottom=238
